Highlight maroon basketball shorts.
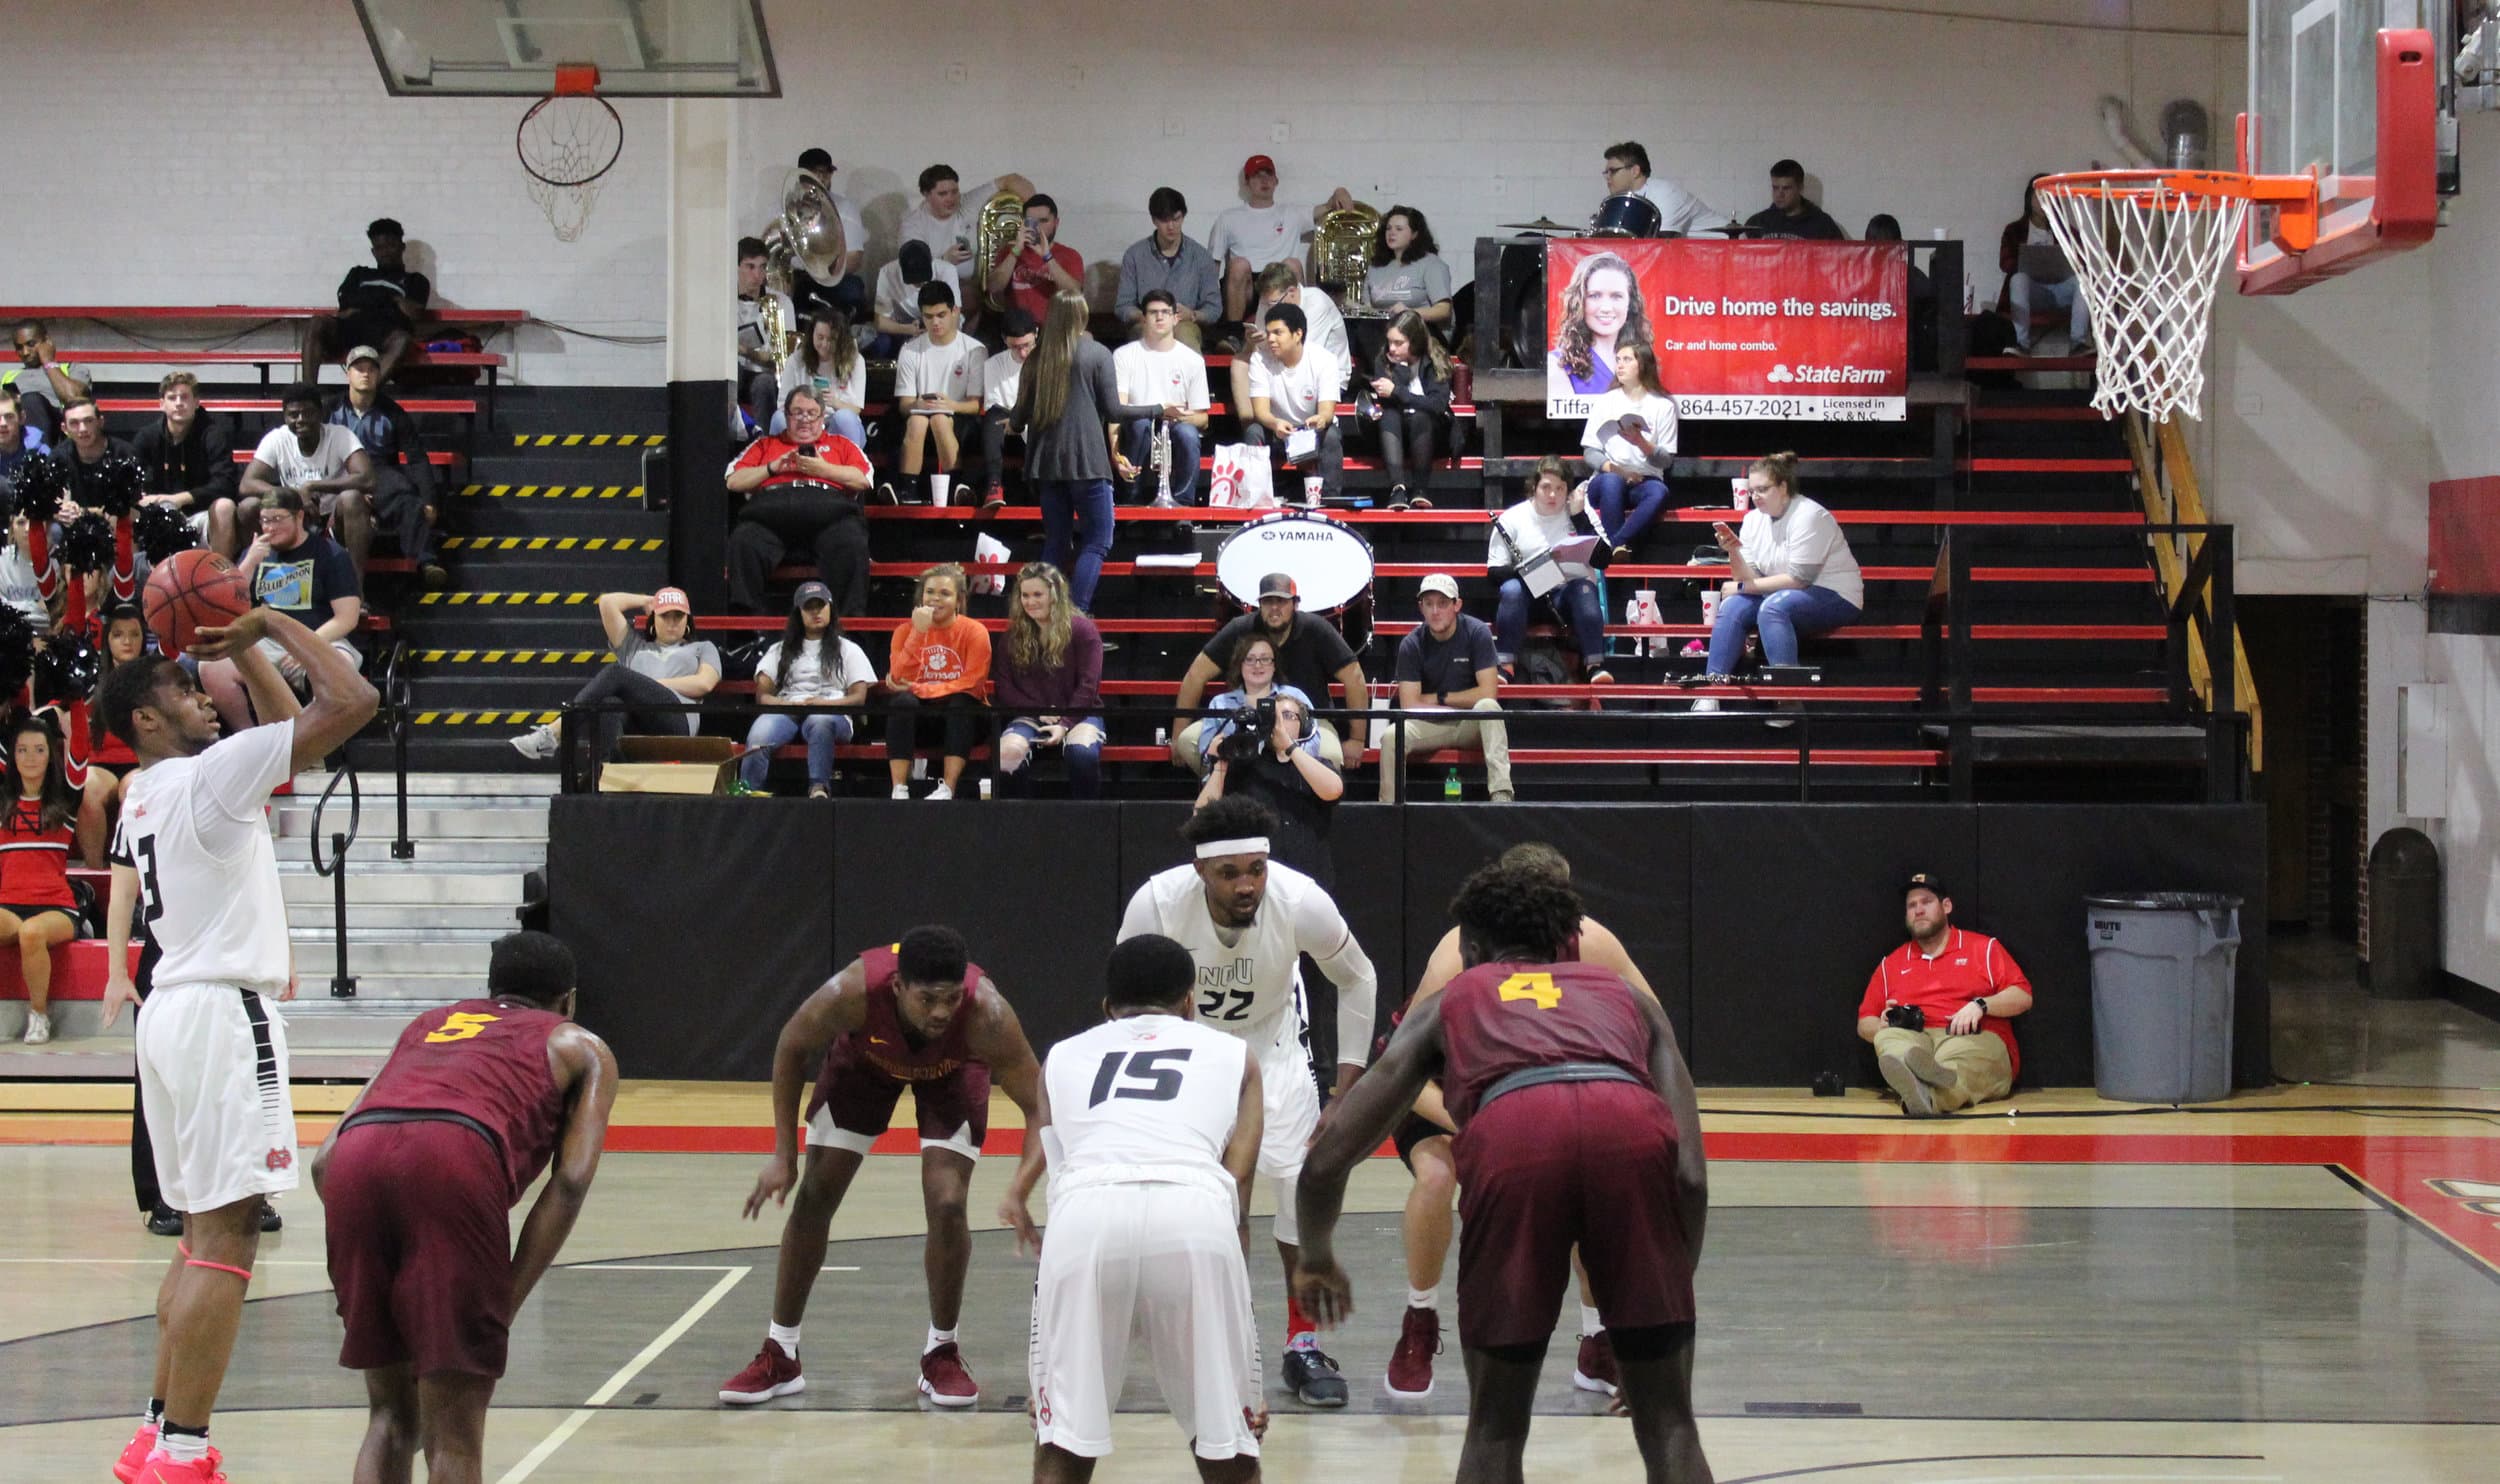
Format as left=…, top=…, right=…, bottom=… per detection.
left=804, top=1038, right=992, bottom=1160
left=324, top=1119, right=518, bottom=1378
left=1452, top=1079, right=1696, bottom=1351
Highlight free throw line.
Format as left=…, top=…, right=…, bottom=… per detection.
left=497, top=1264, right=750, bottom=1484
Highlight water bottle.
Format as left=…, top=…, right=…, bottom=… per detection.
left=1444, top=768, right=1462, bottom=801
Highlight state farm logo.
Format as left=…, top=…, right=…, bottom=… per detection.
left=1767, top=364, right=1886, bottom=386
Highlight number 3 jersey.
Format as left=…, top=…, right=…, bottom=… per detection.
left=1437, top=959, right=1656, bottom=1126
left=1042, top=1014, right=1246, bottom=1199
left=110, top=720, right=297, bottom=995
left=1116, top=860, right=1377, bottom=1070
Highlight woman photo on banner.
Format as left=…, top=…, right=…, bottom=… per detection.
left=1547, top=249, right=1652, bottom=407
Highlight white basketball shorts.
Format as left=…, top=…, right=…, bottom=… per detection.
left=137, top=982, right=299, bottom=1214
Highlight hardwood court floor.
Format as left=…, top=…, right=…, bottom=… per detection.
left=5, top=1077, right=2500, bottom=1482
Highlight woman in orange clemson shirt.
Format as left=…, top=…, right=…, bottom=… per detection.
left=883, top=563, right=992, bottom=801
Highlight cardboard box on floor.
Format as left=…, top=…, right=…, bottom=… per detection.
left=598, top=735, right=740, bottom=794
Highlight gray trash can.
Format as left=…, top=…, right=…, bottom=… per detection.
left=2085, top=893, right=2242, bottom=1103
left=2364, top=828, right=2441, bottom=999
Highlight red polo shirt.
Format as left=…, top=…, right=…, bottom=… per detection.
left=726, top=433, right=869, bottom=491
left=1858, top=927, right=2029, bottom=1078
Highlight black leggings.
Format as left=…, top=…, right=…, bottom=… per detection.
left=571, top=664, right=695, bottom=761
left=726, top=485, right=869, bottom=615
left=1376, top=406, right=1447, bottom=493
left=885, top=690, right=984, bottom=762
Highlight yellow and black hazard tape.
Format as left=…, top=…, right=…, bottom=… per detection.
left=457, top=484, right=644, bottom=499
left=412, top=649, right=612, bottom=665
left=416, top=591, right=596, bottom=606
left=440, top=536, right=666, bottom=553
left=409, top=710, right=563, bottom=727
left=510, top=433, right=666, bottom=448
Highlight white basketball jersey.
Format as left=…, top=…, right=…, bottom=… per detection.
left=1117, top=861, right=1357, bottom=1046
left=112, top=720, right=295, bottom=994
left=1043, top=1014, right=1246, bottom=1197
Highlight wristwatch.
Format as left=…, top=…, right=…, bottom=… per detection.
left=1969, top=996, right=1990, bottom=1016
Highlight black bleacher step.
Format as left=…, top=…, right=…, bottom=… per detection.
left=452, top=501, right=663, bottom=537
left=467, top=453, right=654, bottom=485
left=404, top=644, right=613, bottom=679
left=348, top=734, right=541, bottom=776
left=395, top=611, right=597, bottom=649
left=408, top=675, right=587, bottom=710
left=432, top=557, right=667, bottom=592
left=1918, top=722, right=2208, bottom=764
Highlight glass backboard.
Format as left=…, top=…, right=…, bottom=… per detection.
left=352, top=0, right=778, bottom=97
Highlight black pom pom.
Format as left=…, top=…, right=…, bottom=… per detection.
left=0, top=604, right=35, bottom=700
left=57, top=511, right=116, bottom=574
left=8, top=453, right=66, bottom=527
left=135, top=502, right=200, bottom=564
left=91, top=451, right=145, bottom=517
left=32, top=629, right=99, bottom=705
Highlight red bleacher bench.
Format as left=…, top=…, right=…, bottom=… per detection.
left=0, top=939, right=143, bottom=1001
left=835, top=559, right=2151, bottom=586
left=97, top=397, right=477, bottom=417
left=855, top=504, right=2150, bottom=529
left=780, top=742, right=1938, bottom=769
left=719, top=677, right=2166, bottom=706
left=693, top=612, right=2162, bottom=643
left=230, top=448, right=459, bottom=467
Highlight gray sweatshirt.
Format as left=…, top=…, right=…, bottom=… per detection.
left=1011, top=337, right=1161, bottom=483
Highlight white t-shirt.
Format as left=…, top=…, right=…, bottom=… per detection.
left=753, top=634, right=875, bottom=703
left=983, top=348, right=1027, bottom=412
left=115, top=720, right=295, bottom=994
left=1632, top=175, right=1731, bottom=236
left=1257, top=288, right=1348, bottom=366
left=1112, top=340, right=1212, bottom=412
left=1490, top=500, right=1597, bottom=581
left=251, top=425, right=363, bottom=486
left=1040, top=1014, right=1245, bottom=1201
left=1246, top=346, right=1342, bottom=426
left=1738, top=496, right=1864, bottom=609
left=0, top=543, right=51, bottom=632
left=779, top=352, right=869, bottom=413
left=1580, top=389, right=1681, bottom=478
left=1208, top=201, right=1311, bottom=271
left=897, top=177, right=1003, bottom=291
left=894, top=331, right=984, bottom=407
left=872, top=261, right=928, bottom=330
left=1116, top=859, right=1377, bottom=1066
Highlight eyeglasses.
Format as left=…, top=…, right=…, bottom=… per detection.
left=1602, top=164, right=1634, bottom=178
left=1243, top=654, right=1275, bottom=665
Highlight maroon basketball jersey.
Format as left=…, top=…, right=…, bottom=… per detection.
left=1437, top=958, right=1654, bottom=1126
left=358, top=998, right=569, bottom=1203
left=844, top=941, right=984, bottom=1083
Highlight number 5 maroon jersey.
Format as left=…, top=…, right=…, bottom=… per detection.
left=1436, top=960, right=1656, bottom=1127
left=357, top=999, right=570, bottom=1205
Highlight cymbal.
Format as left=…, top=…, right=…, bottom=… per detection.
left=1500, top=217, right=1575, bottom=233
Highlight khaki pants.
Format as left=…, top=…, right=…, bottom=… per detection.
left=1379, top=699, right=1513, bottom=801
left=1171, top=717, right=1345, bottom=777
left=1872, top=1026, right=2013, bottom=1112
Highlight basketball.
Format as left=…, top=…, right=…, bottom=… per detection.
left=142, top=548, right=253, bottom=656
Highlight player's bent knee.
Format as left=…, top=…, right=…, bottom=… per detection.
left=1607, top=1318, right=1695, bottom=1364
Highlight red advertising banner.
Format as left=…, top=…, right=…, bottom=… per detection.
left=1545, top=239, right=1909, bottom=421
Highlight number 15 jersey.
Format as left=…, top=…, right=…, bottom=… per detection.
left=1042, top=1014, right=1246, bottom=1198
left=111, top=720, right=296, bottom=995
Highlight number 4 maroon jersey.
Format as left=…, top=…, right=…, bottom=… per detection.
left=1436, top=959, right=1656, bottom=1127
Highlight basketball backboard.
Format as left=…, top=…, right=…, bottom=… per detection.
left=2239, top=0, right=2453, bottom=291
left=352, top=0, right=778, bottom=97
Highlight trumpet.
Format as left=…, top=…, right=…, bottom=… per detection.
left=1152, top=413, right=1175, bottom=507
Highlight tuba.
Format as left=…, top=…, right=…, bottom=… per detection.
left=973, top=191, right=1027, bottom=312
left=1312, top=202, right=1382, bottom=312
left=760, top=169, right=848, bottom=376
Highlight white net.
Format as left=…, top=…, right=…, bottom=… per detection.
left=517, top=95, right=623, bottom=243
left=2037, top=172, right=2250, bottom=424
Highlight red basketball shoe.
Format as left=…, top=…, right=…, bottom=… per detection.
left=112, top=1423, right=157, bottom=1482
left=1384, top=1305, right=1441, bottom=1398
left=719, top=1338, right=806, bottom=1405
left=136, top=1448, right=226, bottom=1483
left=918, top=1341, right=979, bottom=1407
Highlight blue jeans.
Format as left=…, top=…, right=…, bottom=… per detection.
left=740, top=709, right=855, bottom=789
left=1038, top=478, right=1116, bottom=611
left=1120, top=418, right=1202, bottom=504
left=1588, top=470, right=1669, bottom=549
left=1708, top=586, right=1861, bottom=672
left=2010, top=273, right=2088, bottom=349
left=1495, top=576, right=1607, bottom=665
left=997, top=716, right=1106, bottom=798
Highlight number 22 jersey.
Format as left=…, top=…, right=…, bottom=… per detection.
left=110, top=720, right=296, bottom=995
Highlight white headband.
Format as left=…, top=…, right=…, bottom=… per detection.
left=1195, top=837, right=1271, bottom=860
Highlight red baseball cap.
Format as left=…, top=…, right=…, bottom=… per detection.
left=650, top=587, right=691, bottom=615
left=1242, top=154, right=1277, bottom=179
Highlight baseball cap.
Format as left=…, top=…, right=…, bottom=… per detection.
left=1418, top=573, right=1460, bottom=601
left=898, top=239, right=933, bottom=284
left=345, top=345, right=382, bottom=367
left=650, top=587, right=692, bottom=616
left=792, top=580, right=833, bottom=608
left=1242, top=154, right=1277, bottom=178
left=1257, top=572, right=1299, bottom=600
left=1902, top=872, right=1949, bottom=903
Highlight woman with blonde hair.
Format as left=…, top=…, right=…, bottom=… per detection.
left=1696, top=452, right=1864, bottom=710
left=993, top=561, right=1105, bottom=798
left=882, top=562, right=992, bottom=799
left=1009, top=289, right=1160, bottom=613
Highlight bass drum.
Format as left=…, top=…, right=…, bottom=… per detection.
left=1217, top=510, right=1376, bottom=651
left=1590, top=192, right=1663, bottom=238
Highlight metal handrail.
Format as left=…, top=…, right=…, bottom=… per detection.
left=379, top=635, right=416, bottom=859
left=307, top=757, right=362, bottom=998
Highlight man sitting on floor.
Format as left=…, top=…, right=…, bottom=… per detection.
left=1856, top=873, right=2033, bottom=1116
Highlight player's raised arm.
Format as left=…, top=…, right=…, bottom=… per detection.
left=512, top=1023, right=620, bottom=1310
left=1633, top=988, right=1707, bottom=1262
left=746, top=960, right=870, bottom=1219
left=1294, top=994, right=1447, bottom=1328
left=996, top=1074, right=1055, bottom=1256
left=1291, top=881, right=1378, bottom=1095
left=191, top=606, right=378, bottom=772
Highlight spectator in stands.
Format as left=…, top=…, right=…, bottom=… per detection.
left=1194, top=691, right=1343, bottom=882
left=1244, top=302, right=1344, bottom=506
left=1697, top=452, right=1864, bottom=709
left=1208, top=155, right=1356, bottom=326
left=241, top=385, right=378, bottom=578
left=0, top=390, right=50, bottom=501
left=510, top=589, right=721, bottom=768
left=994, top=562, right=1105, bottom=799
left=871, top=240, right=936, bottom=356
left=1490, top=456, right=1612, bottom=685
left=1231, top=260, right=1349, bottom=418
left=1010, top=290, right=1160, bottom=614
left=787, top=149, right=869, bottom=322
left=1602, top=141, right=1736, bottom=236
left=890, top=282, right=983, bottom=505
left=1866, top=214, right=1932, bottom=300
left=882, top=563, right=991, bottom=801
left=1111, top=291, right=1212, bottom=507
left=985, top=193, right=1083, bottom=328
left=724, top=386, right=873, bottom=617
left=737, top=235, right=795, bottom=431
left=329, top=346, right=446, bottom=589
left=1364, top=207, right=1455, bottom=336
left=977, top=308, right=1038, bottom=514
left=1115, top=188, right=1223, bottom=345
left=2, top=714, right=89, bottom=1045
left=900, top=165, right=1040, bottom=292
left=737, top=581, right=874, bottom=800
left=1195, top=632, right=1317, bottom=775
left=133, top=373, right=242, bottom=559
left=303, top=218, right=433, bottom=384
left=0, top=510, right=61, bottom=633
left=1548, top=251, right=1650, bottom=398
left=84, top=603, right=149, bottom=817
left=1363, top=310, right=1454, bottom=510
left=52, top=397, right=139, bottom=510
left=1171, top=571, right=1370, bottom=774
left=775, top=311, right=870, bottom=448
left=199, top=487, right=363, bottom=729
left=1744, top=159, right=1846, bottom=240
left=1857, top=873, right=2033, bottom=1116
left=1383, top=573, right=1513, bottom=803
left=1866, top=215, right=1938, bottom=374
left=1999, top=173, right=2089, bottom=353
left=7, top=320, right=90, bottom=438
left=1580, top=339, right=1677, bottom=560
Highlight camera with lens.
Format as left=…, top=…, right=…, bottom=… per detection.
left=1882, top=1004, right=1926, bottom=1032
left=1219, top=696, right=1279, bottom=766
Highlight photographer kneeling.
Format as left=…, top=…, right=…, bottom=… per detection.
left=1856, top=873, right=2033, bottom=1117
left=1194, top=690, right=1341, bottom=884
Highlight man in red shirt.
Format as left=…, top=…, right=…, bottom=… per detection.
left=1856, top=873, right=2034, bottom=1116
left=984, top=193, right=1083, bottom=325
left=724, top=386, right=874, bottom=616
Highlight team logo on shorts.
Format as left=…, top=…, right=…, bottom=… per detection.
left=1035, top=1386, right=1051, bottom=1424
left=265, top=1148, right=293, bottom=1171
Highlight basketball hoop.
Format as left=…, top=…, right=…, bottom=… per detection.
left=2033, top=169, right=2316, bottom=423
left=517, top=63, right=622, bottom=242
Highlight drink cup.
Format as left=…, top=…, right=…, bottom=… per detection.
left=1700, top=588, right=1722, bottom=627
left=930, top=473, right=952, bottom=506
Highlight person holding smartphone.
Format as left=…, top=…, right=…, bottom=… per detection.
left=1694, top=451, right=1863, bottom=714
left=984, top=193, right=1083, bottom=325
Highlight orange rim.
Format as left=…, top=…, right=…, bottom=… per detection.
left=553, top=62, right=601, bottom=97
left=2039, top=168, right=2320, bottom=252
